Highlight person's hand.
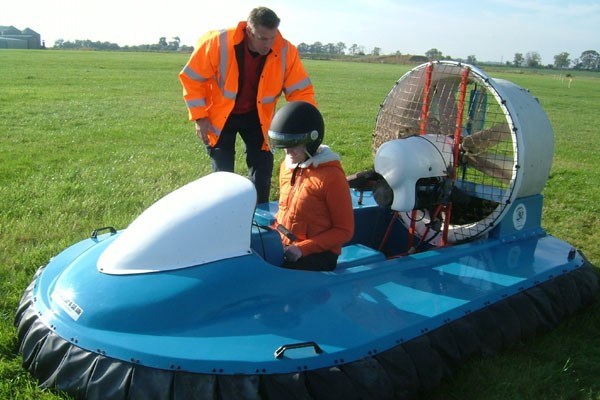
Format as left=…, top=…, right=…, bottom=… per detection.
left=194, top=118, right=211, bottom=145
left=284, top=245, right=302, bottom=263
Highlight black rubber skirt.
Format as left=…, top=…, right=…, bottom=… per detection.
left=15, top=258, right=599, bottom=400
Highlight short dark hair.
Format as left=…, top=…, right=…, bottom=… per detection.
left=248, top=7, right=280, bottom=30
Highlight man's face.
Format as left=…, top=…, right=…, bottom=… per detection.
left=246, top=25, right=277, bottom=55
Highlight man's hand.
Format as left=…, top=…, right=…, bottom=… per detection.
left=195, top=118, right=211, bottom=145
left=284, top=245, right=302, bottom=263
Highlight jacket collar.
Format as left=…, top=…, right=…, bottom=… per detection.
left=285, top=145, right=341, bottom=169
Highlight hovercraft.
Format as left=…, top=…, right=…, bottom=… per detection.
left=16, top=61, right=598, bottom=400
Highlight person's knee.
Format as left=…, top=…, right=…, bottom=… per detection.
left=208, top=147, right=235, bottom=172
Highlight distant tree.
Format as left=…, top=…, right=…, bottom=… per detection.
left=425, top=48, right=443, bottom=60
left=323, top=43, right=335, bottom=54
left=579, top=50, right=600, bottom=70
left=297, top=42, right=310, bottom=53
left=349, top=43, right=359, bottom=55
left=169, top=36, right=180, bottom=51
left=310, top=41, right=323, bottom=54
left=553, top=52, right=570, bottom=69
left=513, top=52, right=524, bottom=67
left=335, top=42, right=346, bottom=55
left=570, top=57, right=580, bottom=68
left=371, top=47, right=381, bottom=56
left=158, top=37, right=168, bottom=49
left=466, top=55, right=477, bottom=64
left=102, top=41, right=120, bottom=51
left=525, top=51, right=541, bottom=68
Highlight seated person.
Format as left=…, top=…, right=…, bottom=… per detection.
left=268, top=101, right=354, bottom=271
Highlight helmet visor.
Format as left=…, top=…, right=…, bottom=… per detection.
left=267, top=130, right=317, bottom=151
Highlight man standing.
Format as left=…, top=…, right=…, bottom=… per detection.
left=179, top=7, right=316, bottom=204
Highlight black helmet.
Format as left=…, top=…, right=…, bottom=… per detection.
left=268, top=101, right=324, bottom=155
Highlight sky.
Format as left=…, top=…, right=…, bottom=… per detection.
left=2, top=0, right=599, bottom=65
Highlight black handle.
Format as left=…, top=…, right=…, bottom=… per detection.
left=274, top=341, right=323, bottom=359
left=276, top=224, right=298, bottom=242
left=91, top=226, right=117, bottom=239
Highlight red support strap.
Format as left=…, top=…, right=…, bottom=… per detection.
left=441, top=66, right=471, bottom=246
left=419, top=62, right=434, bottom=135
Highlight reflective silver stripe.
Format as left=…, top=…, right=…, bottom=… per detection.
left=281, top=43, right=288, bottom=76
left=284, top=77, right=312, bottom=95
left=218, top=30, right=228, bottom=92
left=182, top=65, right=208, bottom=82
left=217, top=30, right=237, bottom=100
left=186, top=98, right=206, bottom=108
left=261, top=95, right=279, bottom=104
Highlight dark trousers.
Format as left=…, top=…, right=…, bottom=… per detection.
left=206, top=111, right=273, bottom=204
left=283, top=251, right=339, bottom=272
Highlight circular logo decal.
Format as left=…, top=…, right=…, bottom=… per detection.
left=512, top=203, right=527, bottom=230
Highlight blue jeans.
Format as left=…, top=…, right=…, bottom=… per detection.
left=206, top=111, right=273, bottom=204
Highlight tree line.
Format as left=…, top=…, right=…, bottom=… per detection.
left=304, top=42, right=599, bottom=70
left=51, top=37, right=599, bottom=71
left=504, top=50, right=599, bottom=70
left=53, top=37, right=193, bottom=52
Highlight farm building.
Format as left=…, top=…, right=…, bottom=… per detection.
left=0, top=26, right=42, bottom=49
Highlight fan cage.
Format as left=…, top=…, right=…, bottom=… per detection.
left=373, top=61, right=519, bottom=244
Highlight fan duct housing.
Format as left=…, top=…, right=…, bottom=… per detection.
left=373, top=61, right=553, bottom=244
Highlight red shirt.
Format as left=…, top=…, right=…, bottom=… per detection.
left=232, top=36, right=267, bottom=114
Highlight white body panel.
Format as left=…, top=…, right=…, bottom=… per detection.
left=97, top=172, right=256, bottom=275
left=491, top=78, right=554, bottom=198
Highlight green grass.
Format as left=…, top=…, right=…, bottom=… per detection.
left=1, top=50, right=599, bottom=399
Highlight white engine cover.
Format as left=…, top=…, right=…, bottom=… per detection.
left=375, top=134, right=451, bottom=212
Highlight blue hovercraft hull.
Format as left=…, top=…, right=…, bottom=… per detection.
left=14, top=191, right=599, bottom=400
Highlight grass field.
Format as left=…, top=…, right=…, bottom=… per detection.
left=1, top=49, right=599, bottom=399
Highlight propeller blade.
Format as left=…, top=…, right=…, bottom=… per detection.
left=463, top=153, right=514, bottom=183
left=461, top=123, right=511, bottom=153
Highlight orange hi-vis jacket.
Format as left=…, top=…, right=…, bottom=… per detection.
left=276, top=146, right=354, bottom=257
left=179, top=21, right=316, bottom=151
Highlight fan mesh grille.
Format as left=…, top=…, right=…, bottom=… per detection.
left=373, top=62, right=517, bottom=243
